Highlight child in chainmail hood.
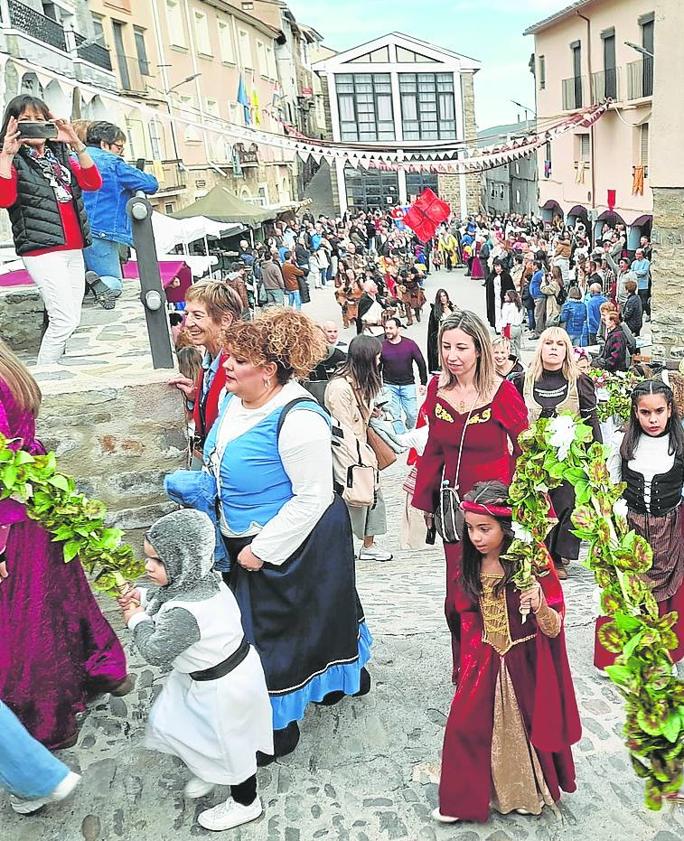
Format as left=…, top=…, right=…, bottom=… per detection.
left=119, top=509, right=273, bottom=833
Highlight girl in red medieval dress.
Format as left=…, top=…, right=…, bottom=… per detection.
left=433, top=481, right=582, bottom=824
left=412, top=311, right=528, bottom=679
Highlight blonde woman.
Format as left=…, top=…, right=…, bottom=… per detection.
left=412, top=311, right=528, bottom=678
left=0, top=339, right=129, bottom=750
left=513, top=327, right=601, bottom=579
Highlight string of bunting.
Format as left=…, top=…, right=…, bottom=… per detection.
left=225, top=100, right=610, bottom=175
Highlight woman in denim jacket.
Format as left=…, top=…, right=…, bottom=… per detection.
left=82, top=121, right=158, bottom=309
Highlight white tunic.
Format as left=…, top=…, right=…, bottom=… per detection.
left=133, top=583, right=273, bottom=784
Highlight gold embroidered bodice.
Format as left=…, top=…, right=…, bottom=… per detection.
left=479, top=573, right=561, bottom=656
left=480, top=573, right=514, bottom=656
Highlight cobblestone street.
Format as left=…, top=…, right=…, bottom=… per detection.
left=4, top=269, right=683, bottom=841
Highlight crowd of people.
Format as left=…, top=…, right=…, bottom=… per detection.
left=1, top=134, right=680, bottom=833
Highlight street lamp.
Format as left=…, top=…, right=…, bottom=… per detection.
left=510, top=100, right=536, bottom=132
left=169, top=72, right=202, bottom=92
left=624, top=41, right=654, bottom=59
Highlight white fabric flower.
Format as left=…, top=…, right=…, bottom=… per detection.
left=549, top=415, right=576, bottom=461
left=613, top=498, right=628, bottom=519
left=512, top=521, right=533, bottom=544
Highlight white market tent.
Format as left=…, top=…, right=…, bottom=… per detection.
left=151, top=211, right=243, bottom=256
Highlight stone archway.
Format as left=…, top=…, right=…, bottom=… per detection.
left=43, top=80, right=70, bottom=119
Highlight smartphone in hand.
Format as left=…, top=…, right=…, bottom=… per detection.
left=18, top=121, right=58, bottom=140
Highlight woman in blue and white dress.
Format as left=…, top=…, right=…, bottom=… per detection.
left=204, top=308, right=372, bottom=760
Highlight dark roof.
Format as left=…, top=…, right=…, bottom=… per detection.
left=523, top=0, right=595, bottom=36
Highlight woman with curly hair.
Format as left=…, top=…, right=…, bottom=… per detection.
left=203, top=308, right=372, bottom=761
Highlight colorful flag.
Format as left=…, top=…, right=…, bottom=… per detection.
left=237, top=75, right=251, bottom=125
left=403, top=189, right=451, bottom=243
left=250, top=89, right=261, bottom=126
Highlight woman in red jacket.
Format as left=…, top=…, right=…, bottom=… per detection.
left=0, top=95, right=102, bottom=365
left=412, top=311, right=528, bottom=677
left=169, top=281, right=244, bottom=462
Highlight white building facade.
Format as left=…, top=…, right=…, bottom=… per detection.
left=313, top=32, right=481, bottom=216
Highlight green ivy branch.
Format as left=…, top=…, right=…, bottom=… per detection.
left=0, top=433, right=144, bottom=596
left=504, top=414, right=684, bottom=810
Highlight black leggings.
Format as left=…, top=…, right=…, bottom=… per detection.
left=232, top=774, right=257, bottom=806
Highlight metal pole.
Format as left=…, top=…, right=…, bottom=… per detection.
left=127, top=191, right=175, bottom=369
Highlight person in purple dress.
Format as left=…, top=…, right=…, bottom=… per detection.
left=0, top=339, right=130, bottom=749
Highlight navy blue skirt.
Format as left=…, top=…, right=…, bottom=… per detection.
left=224, top=495, right=372, bottom=730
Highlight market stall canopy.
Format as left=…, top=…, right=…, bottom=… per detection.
left=151, top=211, right=243, bottom=254
left=170, top=185, right=276, bottom=226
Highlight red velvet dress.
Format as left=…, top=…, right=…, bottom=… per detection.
left=439, top=568, right=581, bottom=822
left=412, top=377, right=529, bottom=673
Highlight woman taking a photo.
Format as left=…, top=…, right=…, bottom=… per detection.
left=325, top=335, right=393, bottom=562
left=514, top=327, right=601, bottom=579
left=427, top=289, right=456, bottom=373
left=0, top=339, right=129, bottom=750
left=0, top=96, right=102, bottom=364
left=412, top=311, right=528, bottom=676
left=203, top=309, right=371, bottom=760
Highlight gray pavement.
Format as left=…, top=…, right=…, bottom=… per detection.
left=4, top=269, right=683, bottom=841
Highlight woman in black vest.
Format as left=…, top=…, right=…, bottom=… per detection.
left=595, top=380, right=684, bottom=674
left=0, top=96, right=101, bottom=364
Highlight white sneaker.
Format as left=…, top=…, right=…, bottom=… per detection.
left=198, top=796, right=263, bottom=831
left=358, top=545, right=393, bottom=562
left=431, top=807, right=459, bottom=823
left=11, top=771, right=81, bottom=815
left=184, top=776, right=216, bottom=799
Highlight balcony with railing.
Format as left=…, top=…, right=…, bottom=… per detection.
left=6, top=0, right=66, bottom=51
left=2, top=0, right=115, bottom=87
left=562, top=75, right=588, bottom=111
left=591, top=67, right=620, bottom=103
left=73, top=33, right=112, bottom=72
left=627, top=58, right=654, bottom=101
left=113, top=54, right=156, bottom=96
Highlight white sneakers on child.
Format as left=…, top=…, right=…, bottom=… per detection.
left=184, top=776, right=216, bottom=799
left=10, top=771, right=81, bottom=814
left=358, top=544, right=393, bottom=562
left=198, top=796, right=263, bottom=831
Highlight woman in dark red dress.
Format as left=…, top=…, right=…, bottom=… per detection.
left=412, top=310, right=528, bottom=676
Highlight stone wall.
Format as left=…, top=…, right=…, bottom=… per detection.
left=437, top=173, right=461, bottom=215
left=0, top=286, right=43, bottom=352
left=37, top=378, right=186, bottom=533
left=460, top=73, right=482, bottom=215
left=650, top=186, right=684, bottom=360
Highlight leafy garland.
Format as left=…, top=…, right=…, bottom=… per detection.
left=0, top=433, right=144, bottom=596
left=588, top=369, right=639, bottom=424
left=504, top=413, right=684, bottom=810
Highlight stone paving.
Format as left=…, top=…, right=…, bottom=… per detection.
left=3, top=268, right=683, bottom=841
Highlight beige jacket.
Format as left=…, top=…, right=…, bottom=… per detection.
left=540, top=276, right=561, bottom=320
left=324, top=376, right=370, bottom=443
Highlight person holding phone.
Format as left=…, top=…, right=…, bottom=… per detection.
left=0, top=95, right=102, bottom=365
left=82, top=121, right=158, bottom=310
